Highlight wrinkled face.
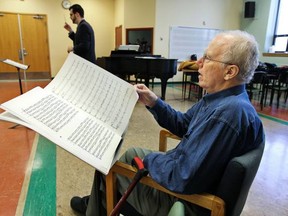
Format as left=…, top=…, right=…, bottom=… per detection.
left=197, top=36, right=233, bottom=94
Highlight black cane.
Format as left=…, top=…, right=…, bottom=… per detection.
left=109, top=157, right=149, bottom=216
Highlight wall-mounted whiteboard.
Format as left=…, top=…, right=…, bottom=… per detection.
left=169, top=26, right=223, bottom=62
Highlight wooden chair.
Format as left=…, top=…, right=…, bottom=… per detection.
left=105, top=130, right=265, bottom=216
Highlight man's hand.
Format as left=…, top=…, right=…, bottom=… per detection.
left=64, top=22, right=72, bottom=33
left=134, top=84, right=158, bottom=108
left=67, top=46, right=73, bottom=53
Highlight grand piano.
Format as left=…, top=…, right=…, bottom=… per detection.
left=96, top=50, right=178, bottom=100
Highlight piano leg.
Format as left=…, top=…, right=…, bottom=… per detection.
left=144, top=77, right=150, bottom=88
left=144, top=77, right=167, bottom=100
left=160, top=78, right=168, bottom=100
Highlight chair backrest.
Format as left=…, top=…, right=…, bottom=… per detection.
left=252, top=71, right=267, bottom=84
left=278, top=71, right=288, bottom=85
left=216, top=141, right=265, bottom=216
left=247, top=71, right=267, bottom=89
left=246, top=71, right=267, bottom=95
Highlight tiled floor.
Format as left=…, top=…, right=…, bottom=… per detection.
left=0, top=80, right=287, bottom=216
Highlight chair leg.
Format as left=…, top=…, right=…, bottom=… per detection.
left=264, top=88, right=269, bottom=106
left=270, top=89, right=275, bottom=106
left=106, top=170, right=117, bottom=215
left=277, top=91, right=281, bottom=108
left=182, top=73, right=185, bottom=99
left=188, top=83, right=192, bottom=99
left=183, top=74, right=188, bottom=100
left=260, top=91, right=264, bottom=110
left=94, top=170, right=106, bottom=216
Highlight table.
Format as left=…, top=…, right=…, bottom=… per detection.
left=181, top=69, right=201, bottom=100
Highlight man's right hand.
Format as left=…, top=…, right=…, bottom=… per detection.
left=134, top=84, right=158, bottom=108
left=64, top=22, right=72, bottom=33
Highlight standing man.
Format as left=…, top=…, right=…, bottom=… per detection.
left=64, top=4, right=96, bottom=64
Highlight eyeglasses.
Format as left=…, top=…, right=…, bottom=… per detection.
left=202, top=54, right=234, bottom=66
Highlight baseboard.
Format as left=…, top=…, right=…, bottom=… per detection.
left=0, top=72, right=51, bottom=80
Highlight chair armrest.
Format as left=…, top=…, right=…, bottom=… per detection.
left=106, top=161, right=225, bottom=216
left=159, top=129, right=181, bottom=152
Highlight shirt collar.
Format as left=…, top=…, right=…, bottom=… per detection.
left=202, top=84, right=246, bottom=103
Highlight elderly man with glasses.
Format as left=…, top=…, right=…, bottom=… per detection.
left=70, top=30, right=265, bottom=216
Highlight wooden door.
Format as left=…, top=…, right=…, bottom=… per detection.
left=20, top=14, right=50, bottom=76
left=0, top=12, right=51, bottom=79
left=115, top=25, right=122, bottom=49
left=0, top=13, right=21, bottom=73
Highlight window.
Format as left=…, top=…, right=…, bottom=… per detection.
left=126, top=28, right=153, bottom=54
left=273, top=0, right=288, bottom=52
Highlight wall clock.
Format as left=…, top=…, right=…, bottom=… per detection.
left=62, top=0, right=71, bottom=9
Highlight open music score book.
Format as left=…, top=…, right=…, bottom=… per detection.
left=0, top=53, right=139, bottom=175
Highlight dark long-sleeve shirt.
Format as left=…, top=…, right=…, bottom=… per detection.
left=69, top=19, right=96, bottom=64
left=143, top=84, right=265, bottom=194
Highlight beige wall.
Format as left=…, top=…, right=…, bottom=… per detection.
left=241, top=0, right=288, bottom=66
left=114, top=0, right=124, bottom=29
left=154, top=0, right=243, bottom=81
left=114, top=0, right=156, bottom=45
left=1, top=0, right=247, bottom=82
left=124, top=0, right=155, bottom=28
left=2, top=1, right=281, bottom=85
left=154, top=0, right=243, bottom=58
left=124, top=0, right=155, bottom=44
left=114, top=0, right=125, bottom=45
left=0, top=0, right=115, bottom=77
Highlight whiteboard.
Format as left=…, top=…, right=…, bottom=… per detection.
left=169, top=26, right=223, bottom=62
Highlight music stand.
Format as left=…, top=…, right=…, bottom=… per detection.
left=0, top=58, right=29, bottom=94
left=0, top=59, right=29, bottom=129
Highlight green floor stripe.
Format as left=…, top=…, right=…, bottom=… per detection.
left=23, top=135, right=56, bottom=216
left=258, top=112, right=288, bottom=126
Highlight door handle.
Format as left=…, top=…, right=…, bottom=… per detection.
left=18, top=49, right=23, bottom=60
left=18, top=48, right=28, bottom=60
left=23, top=48, right=28, bottom=56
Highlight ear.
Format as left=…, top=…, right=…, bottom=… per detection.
left=224, top=65, right=239, bottom=80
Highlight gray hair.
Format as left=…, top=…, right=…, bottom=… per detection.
left=218, top=30, right=259, bottom=83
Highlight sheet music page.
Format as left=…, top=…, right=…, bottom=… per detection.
left=0, top=53, right=139, bottom=174
left=0, top=111, right=31, bottom=128
left=45, top=53, right=138, bottom=135
left=1, top=87, right=122, bottom=174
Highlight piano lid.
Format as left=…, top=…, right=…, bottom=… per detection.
left=110, top=50, right=162, bottom=58
left=110, top=50, right=139, bottom=57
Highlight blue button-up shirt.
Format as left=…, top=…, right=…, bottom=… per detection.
left=143, top=85, right=265, bottom=194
